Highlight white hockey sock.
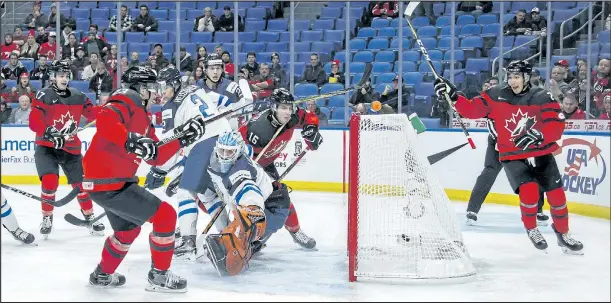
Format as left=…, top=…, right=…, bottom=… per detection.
left=176, top=189, right=198, bottom=236
left=1, top=197, right=20, bottom=232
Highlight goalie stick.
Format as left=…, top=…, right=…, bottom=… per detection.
left=404, top=2, right=476, bottom=150
left=0, top=184, right=79, bottom=207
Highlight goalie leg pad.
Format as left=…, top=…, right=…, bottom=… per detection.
left=205, top=205, right=266, bottom=277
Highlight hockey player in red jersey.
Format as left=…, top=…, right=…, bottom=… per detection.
left=434, top=60, right=583, bottom=254
left=82, top=66, right=206, bottom=292
left=28, top=60, right=104, bottom=239
left=239, top=88, right=323, bottom=252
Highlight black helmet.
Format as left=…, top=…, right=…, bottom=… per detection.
left=121, top=65, right=158, bottom=86
left=506, top=60, right=533, bottom=75
left=50, top=59, right=72, bottom=79
left=270, top=88, right=294, bottom=105
left=156, top=66, right=182, bottom=96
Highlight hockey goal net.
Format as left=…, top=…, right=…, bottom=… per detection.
left=348, top=114, right=475, bottom=281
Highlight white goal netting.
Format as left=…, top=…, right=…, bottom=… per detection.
left=348, top=114, right=475, bottom=281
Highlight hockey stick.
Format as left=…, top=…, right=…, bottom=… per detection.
left=293, top=63, right=373, bottom=105
left=278, top=147, right=310, bottom=180
left=63, top=159, right=185, bottom=227
left=427, top=143, right=468, bottom=165
left=404, top=2, right=476, bottom=150
left=0, top=184, right=79, bottom=207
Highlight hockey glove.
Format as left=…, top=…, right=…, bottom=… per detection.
left=301, top=124, right=323, bottom=151
left=125, top=132, right=158, bottom=161
left=144, top=167, right=168, bottom=190
left=43, top=126, right=66, bottom=149
left=514, top=129, right=544, bottom=150
left=433, top=77, right=458, bottom=103
left=175, top=116, right=206, bottom=147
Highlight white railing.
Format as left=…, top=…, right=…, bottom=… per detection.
left=559, top=3, right=603, bottom=55
left=491, top=35, right=544, bottom=76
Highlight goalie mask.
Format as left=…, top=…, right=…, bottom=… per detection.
left=215, top=131, right=244, bottom=174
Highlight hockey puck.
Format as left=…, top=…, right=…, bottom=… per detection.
left=403, top=202, right=426, bottom=219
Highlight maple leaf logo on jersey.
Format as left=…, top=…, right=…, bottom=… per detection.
left=263, top=140, right=288, bottom=158
left=52, top=112, right=78, bottom=140
left=504, top=109, right=537, bottom=138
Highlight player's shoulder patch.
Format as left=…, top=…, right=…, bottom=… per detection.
left=530, top=86, right=556, bottom=105
left=226, top=81, right=239, bottom=94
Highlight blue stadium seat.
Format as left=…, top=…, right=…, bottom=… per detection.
left=239, top=32, right=256, bottom=43
left=75, top=19, right=88, bottom=30
left=295, top=83, right=318, bottom=98
left=349, top=38, right=367, bottom=51
left=122, top=1, right=138, bottom=8
left=255, top=32, right=278, bottom=43
left=367, top=38, right=389, bottom=50
left=371, top=18, right=390, bottom=29
left=411, top=16, right=430, bottom=28
left=292, top=20, right=311, bottom=31
left=214, top=32, right=234, bottom=43
left=353, top=51, right=374, bottom=63
left=245, top=20, right=266, bottom=32
left=125, top=32, right=145, bottom=42
left=403, top=72, right=422, bottom=86
left=438, top=25, right=455, bottom=37
left=412, top=37, right=436, bottom=50
left=375, top=50, right=395, bottom=63
left=372, top=62, right=392, bottom=73
left=377, top=27, right=396, bottom=38
left=433, top=2, right=445, bottom=16
left=313, top=19, right=335, bottom=31
left=377, top=72, right=396, bottom=84
left=256, top=1, right=275, bottom=8
left=295, top=41, right=311, bottom=52
left=128, top=43, right=151, bottom=53
left=416, top=82, right=435, bottom=96
left=104, top=32, right=119, bottom=44
left=324, top=30, right=344, bottom=43
left=460, top=36, right=483, bottom=50
left=98, top=2, right=117, bottom=9
left=514, top=35, right=538, bottom=48
left=293, top=62, right=306, bottom=76
left=149, top=9, right=167, bottom=20
left=242, top=42, right=265, bottom=53
left=320, top=7, right=342, bottom=19
left=551, top=2, right=576, bottom=10
left=510, top=2, right=531, bottom=12
left=444, top=49, right=465, bottom=62
left=241, top=2, right=257, bottom=8
left=138, top=1, right=158, bottom=9
left=268, top=19, right=289, bottom=31
left=350, top=62, right=367, bottom=73
left=91, top=19, right=109, bottom=31
left=157, top=20, right=174, bottom=32
left=390, top=38, right=411, bottom=49
left=29, top=80, right=42, bottom=90
left=390, top=18, right=406, bottom=28
left=71, top=81, right=89, bottom=92
left=427, top=50, right=443, bottom=61
left=598, top=31, right=610, bottom=44
left=156, top=2, right=175, bottom=9
left=266, top=42, right=287, bottom=52
left=326, top=2, right=346, bottom=7
left=78, top=1, right=98, bottom=9
left=489, top=47, right=512, bottom=60
left=477, top=14, right=498, bottom=25
left=481, top=23, right=501, bottom=37
left=168, top=31, right=189, bottom=44
left=328, top=95, right=346, bottom=108
left=19, top=60, right=34, bottom=72
left=331, top=107, right=353, bottom=120
left=491, top=1, right=510, bottom=13
left=435, top=16, right=451, bottom=27
left=459, top=24, right=481, bottom=37
left=457, top=15, right=476, bottom=26
left=357, top=27, right=376, bottom=38
left=496, top=35, right=515, bottom=47
left=185, top=10, right=201, bottom=21
left=71, top=8, right=91, bottom=19
left=336, top=18, right=357, bottom=32
left=402, top=50, right=420, bottom=62
left=318, top=107, right=331, bottom=119
left=465, top=58, right=490, bottom=76
left=417, top=26, right=437, bottom=37
left=393, top=61, right=417, bottom=72
left=301, top=30, right=323, bottom=42
left=189, top=32, right=211, bottom=43
left=311, top=41, right=334, bottom=54
left=90, top=8, right=110, bottom=20
left=418, top=61, right=442, bottom=75
left=146, top=31, right=168, bottom=43
left=320, top=83, right=344, bottom=94
left=333, top=52, right=348, bottom=63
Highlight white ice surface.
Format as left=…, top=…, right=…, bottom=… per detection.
left=1, top=186, right=609, bottom=302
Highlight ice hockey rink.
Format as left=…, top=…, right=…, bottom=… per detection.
left=1, top=185, right=609, bottom=302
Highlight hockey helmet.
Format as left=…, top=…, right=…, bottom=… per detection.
left=270, top=88, right=295, bottom=105
left=122, top=65, right=158, bottom=93
left=156, top=66, right=182, bottom=96
left=204, top=53, right=224, bottom=83
left=214, top=131, right=244, bottom=174
left=50, top=59, right=72, bottom=80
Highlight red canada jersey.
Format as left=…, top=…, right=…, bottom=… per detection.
left=82, top=88, right=181, bottom=192
left=29, top=87, right=98, bottom=155
left=564, top=108, right=586, bottom=120
left=599, top=112, right=611, bottom=120
left=239, top=108, right=309, bottom=168
left=455, top=85, right=565, bottom=161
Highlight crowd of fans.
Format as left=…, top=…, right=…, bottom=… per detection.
left=1, top=1, right=610, bottom=126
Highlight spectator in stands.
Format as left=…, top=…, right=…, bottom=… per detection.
left=528, top=7, right=547, bottom=34
left=327, top=60, right=344, bottom=84
left=105, top=44, right=119, bottom=77
left=12, top=27, right=26, bottom=47
left=221, top=51, right=235, bottom=78
left=19, top=30, right=39, bottom=60
left=30, top=54, right=50, bottom=87
left=599, top=93, right=611, bottom=119
left=215, top=45, right=223, bottom=57
left=89, top=62, right=114, bottom=101
left=59, top=24, right=74, bottom=46
left=241, top=52, right=260, bottom=79
left=0, top=74, right=10, bottom=101
left=482, top=79, right=491, bottom=91
left=504, top=9, right=532, bottom=36
left=2, top=52, right=28, bottom=80
left=80, top=24, right=108, bottom=43
left=152, top=43, right=170, bottom=70
left=488, top=76, right=499, bottom=87
left=133, top=5, right=158, bottom=32
left=35, top=26, right=48, bottom=45
left=193, top=66, right=205, bottom=82
left=371, top=1, right=399, bottom=19
left=38, top=31, right=57, bottom=60
left=249, top=63, right=277, bottom=100
left=9, top=95, right=32, bottom=124
left=109, top=5, right=134, bottom=33
left=457, top=1, right=492, bottom=17
left=172, top=46, right=194, bottom=73
left=196, top=46, right=208, bottom=62
left=269, top=52, right=285, bottom=87
left=23, top=3, right=46, bottom=30
left=128, top=52, right=140, bottom=68
left=606, top=14, right=610, bottom=31
left=354, top=103, right=368, bottom=115
left=45, top=3, right=66, bottom=29
left=555, top=59, right=574, bottom=83
left=218, top=5, right=242, bottom=32
left=10, top=72, right=36, bottom=103
left=119, top=57, right=128, bottom=71
left=81, top=52, right=100, bottom=81
left=301, top=54, right=326, bottom=87
left=83, top=32, right=108, bottom=59
left=379, top=74, right=410, bottom=112
left=306, top=100, right=328, bottom=126
left=238, top=67, right=250, bottom=81
left=349, top=79, right=379, bottom=105
left=0, top=101, right=12, bottom=124
left=1, top=34, right=19, bottom=60
left=561, top=93, right=586, bottom=119
left=194, top=7, right=218, bottom=33
left=592, top=58, right=611, bottom=110
left=530, top=70, right=544, bottom=89
left=72, top=46, right=89, bottom=71
left=61, top=33, right=79, bottom=60
left=549, top=66, right=570, bottom=100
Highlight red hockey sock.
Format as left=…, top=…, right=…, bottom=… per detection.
left=99, top=227, right=141, bottom=274
left=284, top=202, right=300, bottom=233
left=41, top=174, right=58, bottom=215
left=72, top=183, right=94, bottom=214
left=518, top=182, right=539, bottom=230
left=546, top=188, right=569, bottom=233
left=148, top=202, right=176, bottom=271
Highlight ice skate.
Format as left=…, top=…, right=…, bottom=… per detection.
left=551, top=224, right=584, bottom=255
left=251, top=240, right=267, bottom=255
left=89, top=265, right=126, bottom=287
left=40, top=215, right=53, bottom=240
left=6, top=226, right=36, bottom=245
left=536, top=212, right=549, bottom=226
left=82, top=210, right=105, bottom=236
left=173, top=235, right=196, bottom=259
left=466, top=211, right=478, bottom=226
left=289, top=229, right=317, bottom=250
left=146, top=268, right=187, bottom=293
left=526, top=227, right=548, bottom=252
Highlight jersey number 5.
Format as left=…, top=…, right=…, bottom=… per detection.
left=190, top=94, right=213, bottom=118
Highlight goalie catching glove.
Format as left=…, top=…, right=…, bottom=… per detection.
left=174, top=116, right=206, bottom=147
left=433, top=77, right=459, bottom=104
left=204, top=205, right=267, bottom=277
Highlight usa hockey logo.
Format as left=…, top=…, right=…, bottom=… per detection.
left=504, top=109, right=537, bottom=138
left=554, top=138, right=606, bottom=196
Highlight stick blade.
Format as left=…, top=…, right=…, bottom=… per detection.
left=358, top=62, right=373, bottom=87
left=427, top=143, right=468, bottom=165
left=404, top=1, right=421, bottom=17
